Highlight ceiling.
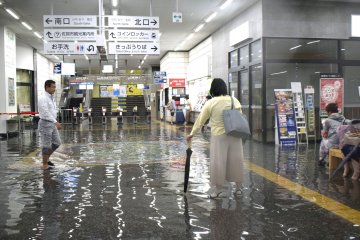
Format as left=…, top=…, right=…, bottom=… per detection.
left=0, top=0, right=258, bottom=75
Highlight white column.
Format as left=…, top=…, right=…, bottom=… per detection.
left=0, top=26, right=17, bottom=113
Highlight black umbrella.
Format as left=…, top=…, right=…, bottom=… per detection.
left=330, top=143, right=360, bottom=179
left=184, top=142, right=192, bottom=193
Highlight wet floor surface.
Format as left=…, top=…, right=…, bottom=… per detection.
left=0, top=120, right=360, bottom=239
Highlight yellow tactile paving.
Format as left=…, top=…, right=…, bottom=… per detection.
left=245, top=161, right=360, bottom=226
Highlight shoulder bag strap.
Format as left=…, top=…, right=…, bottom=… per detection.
left=230, top=96, right=234, bottom=110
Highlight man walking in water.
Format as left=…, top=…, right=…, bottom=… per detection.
left=38, top=80, right=62, bottom=170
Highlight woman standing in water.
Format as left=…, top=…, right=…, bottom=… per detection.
left=186, top=78, right=244, bottom=198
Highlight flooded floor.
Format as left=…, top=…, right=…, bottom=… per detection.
left=0, top=120, right=360, bottom=239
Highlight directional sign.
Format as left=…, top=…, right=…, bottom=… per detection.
left=108, top=42, right=160, bottom=55
left=44, top=29, right=97, bottom=41
left=43, top=15, right=97, bottom=27
left=107, top=29, right=159, bottom=42
left=108, top=16, right=159, bottom=28
left=44, top=42, right=97, bottom=55
left=153, top=71, right=167, bottom=84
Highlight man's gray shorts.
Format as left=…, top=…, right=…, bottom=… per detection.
left=38, top=119, right=61, bottom=154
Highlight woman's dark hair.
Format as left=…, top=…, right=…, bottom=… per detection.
left=209, top=78, right=227, bottom=97
left=325, top=102, right=338, bottom=113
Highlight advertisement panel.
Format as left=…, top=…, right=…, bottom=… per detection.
left=274, top=89, right=297, bottom=145
left=126, top=84, right=143, bottom=96
left=304, top=86, right=316, bottom=136
left=169, top=78, right=185, bottom=87
left=320, top=76, right=344, bottom=116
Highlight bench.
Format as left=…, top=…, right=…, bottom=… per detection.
left=328, top=148, right=354, bottom=178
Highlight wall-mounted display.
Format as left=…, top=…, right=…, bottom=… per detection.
left=319, top=74, right=344, bottom=117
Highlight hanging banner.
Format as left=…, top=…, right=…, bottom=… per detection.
left=304, top=86, right=316, bottom=136
left=319, top=74, right=344, bottom=117
left=274, top=89, right=297, bottom=145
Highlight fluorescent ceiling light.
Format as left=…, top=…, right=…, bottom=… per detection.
left=112, top=0, right=118, bottom=7
left=84, top=54, right=89, bottom=60
left=112, top=9, right=118, bottom=15
left=43, top=39, right=48, bottom=43
left=270, top=71, right=287, bottom=76
left=205, top=12, right=217, bottom=23
left=0, top=1, right=3, bottom=5
left=33, top=32, right=42, bottom=39
left=306, top=40, right=320, bottom=45
left=341, top=48, right=346, bottom=51
left=130, top=70, right=134, bottom=73
left=143, top=55, right=148, bottom=60
left=5, top=8, right=19, bottom=19
left=194, top=23, right=205, bottom=32
left=21, top=21, right=32, bottom=30
left=186, top=33, right=194, bottom=40
left=289, top=45, right=302, bottom=50
left=138, top=65, right=141, bottom=69
left=220, top=0, right=233, bottom=10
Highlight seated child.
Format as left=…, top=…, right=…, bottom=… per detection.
left=319, top=103, right=350, bottom=166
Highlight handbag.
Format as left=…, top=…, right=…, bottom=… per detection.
left=223, top=97, right=251, bottom=139
left=343, top=132, right=360, bottom=146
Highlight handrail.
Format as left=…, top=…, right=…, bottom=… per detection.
left=0, top=112, right=39, bottom=115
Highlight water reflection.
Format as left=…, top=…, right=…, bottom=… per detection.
left=0, top=123, right=359, bottom=239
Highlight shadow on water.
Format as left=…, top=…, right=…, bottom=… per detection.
left=0, top=123, right=359, bottom=239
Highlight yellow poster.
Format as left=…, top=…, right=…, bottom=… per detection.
left=126, top=84, right=143, bottom=96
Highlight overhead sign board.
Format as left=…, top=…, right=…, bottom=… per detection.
left=153, top=71, right=167, bottom=84
left=107, top=16, right=159, bottom=28
left=44, top=42, right=97, bottom=54
left=43, top=15, right=97, bottom=27
left=108, top=42, right=160, bottom=55
left=107, top=29, right=159, bottom=42
left=44, top=29, right=97, bottom=41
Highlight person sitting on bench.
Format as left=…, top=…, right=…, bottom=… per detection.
left=319, top=103, right=350, bottom=166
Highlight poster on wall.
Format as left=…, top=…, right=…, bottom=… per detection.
left=319, top=74, right=344, bottom=117
left=113, top=84, right=120, bottom=97
left=119, top=86, right=127, bottom=97
left=8, top=78, right=15, bottom=106
left=100, top=85, right=113, bottom=97
left=126, top=84, right=143, bottom=96
left=274, top=89, right=297, bottom=145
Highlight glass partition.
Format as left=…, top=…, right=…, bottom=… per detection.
left=342, top=66, right=360, bottom=105
left=229, top=49, right=238, bottom=68
left=341, top=41, right=360, bottom=60
left=239, top=45, right=249, bottom=66
left=228, top=72, right=239, bottom=99
left=251, top=64, right=263, bottom=141
left=250, top=40, right=262, bottom=63
left=265, top=39, right=337, bottom=60
left=265, top=63, right=338, bottom=105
